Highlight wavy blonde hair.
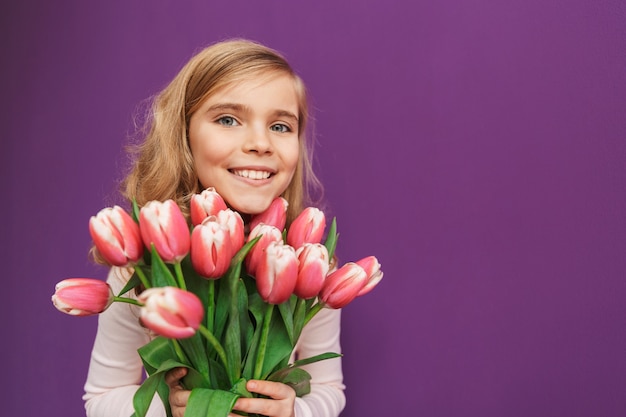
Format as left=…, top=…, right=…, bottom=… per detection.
left=123, top=39, right=322, bottom=224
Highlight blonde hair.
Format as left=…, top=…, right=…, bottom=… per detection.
left=123, top=39, right=322, bottom=224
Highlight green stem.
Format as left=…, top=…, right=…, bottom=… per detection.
left=197, top=324, right=229, bottom=372
left=170, top=340, right=190, bottom=390
left=206, top=280, right=215, bottom=333
left=304, top=302, right=325, bottom=326
left=134, top=264, right=151, bottom=289
left=174, top=262, right=186, bottom=290
left=113, top=296, right=143, bottom=306
left=171, top=339, right=188, bottom=365
left=253, top=304, right=274, bottom=380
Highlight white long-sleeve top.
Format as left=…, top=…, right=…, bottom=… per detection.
left=83, top=267, right=346, bottom=417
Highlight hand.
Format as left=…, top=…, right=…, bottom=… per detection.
left=230, top=380, right=296, bottom=417
left=165, top=367, right=190, bottom=417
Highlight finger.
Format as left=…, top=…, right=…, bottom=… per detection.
left=246, top=380, right=295, bottom=400
left=169, top=388, right=191, bottom=407
left=165, top=367, right=187, bottom=388
left=233, top=397, right=276, bottom=416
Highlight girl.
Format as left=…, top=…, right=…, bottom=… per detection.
left=83, top=39, right=345, bottom=417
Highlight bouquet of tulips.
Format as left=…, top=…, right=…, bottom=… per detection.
left=52, top=188, right=383, bottom=417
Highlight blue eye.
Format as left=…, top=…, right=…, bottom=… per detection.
left=270, top=123, right=290, bottom=133
left=217, top=116, right=239, bottom=127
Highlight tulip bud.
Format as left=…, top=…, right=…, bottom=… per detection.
left=139, top=200, right=190, bottom=263
left=245, top=224, right=284, bottom=275
left=52, top=278, right=114, bottom=316
left=256, top=242, right=298, bottom=304
left=319, top=262, right=368, bottom=309
left=215, top=209, right=244, bottom=256
left=89, top=206, right=143, bottom=266
left=191, top=217, right=232, bottom=279
left=294, top=243, right=330, bottom=299
left=138, top=287, right=203, bottom=339
left=355, top=256, right=384, bottom=296
left=286, top=207, right=326, bottom=249
left=249, top=197, right=288, bottom=232
left=190, top=187, right=228, bottom=226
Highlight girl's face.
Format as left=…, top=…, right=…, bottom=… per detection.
left=188, top=72, right=300, bottom=215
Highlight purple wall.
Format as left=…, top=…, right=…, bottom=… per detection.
left=3, top=1, right=625, bottom=416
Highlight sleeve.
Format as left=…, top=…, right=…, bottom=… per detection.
left=83, top=268, right=166, bottom=417
left=293, top=307, right=346, bottom=417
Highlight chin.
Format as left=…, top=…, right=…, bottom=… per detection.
left=230, top=197, right=274, bottom=216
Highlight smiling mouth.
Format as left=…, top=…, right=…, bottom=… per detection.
left=230, top=169, right=273, bottom=180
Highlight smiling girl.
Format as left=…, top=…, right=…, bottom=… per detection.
left=83, top=40, right=345, bottom=417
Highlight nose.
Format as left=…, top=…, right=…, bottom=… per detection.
left=243, top=124, right=273, bottom=154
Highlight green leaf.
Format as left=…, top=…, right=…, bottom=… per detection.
left=265, top=352, right=342, bottom=399
left=118, top=271, right=141, bottom=296
left=324, top=217, right=338, bottom=260
left=185, top=387, right=239, bottom=417
left=277, top=297, right=295, bottom=344
left=237, top=279, right=254, bottom=356
left=150, top=245, right=178, bottom=287
left=230, top=378, right=253, bottom=398
left=268, top=367, right=312, bottom=397
left=292, top=298, right=307, bottom=343
left=231, top=235, right=261, bottom=266
left=259, top=309, right=296, bottom=379
left=207, top=356, right=230, bottom=391
left=223, top=262, right=243, bottom=384
left=138, top=337, right=178, bottom=375
left=182, top=259, right=210, bottom=323
left=213, top=280, right=229, bottom=342
left=132, top=357, right=210, bottom=417
left=156, top=376, right=174, bottom=417
left=242, top=292, right=266, bottom=379
left=290, top=351, right=342, bottom=368
left=132, top=199, right=141, bottom=223
left=132, top=371, right=164, bottom=417
left=178, top=332, right=209, bottom=378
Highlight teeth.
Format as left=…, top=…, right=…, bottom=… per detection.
left=233, top=169, right=271, bottom=180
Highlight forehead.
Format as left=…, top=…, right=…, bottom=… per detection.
left=203, top=72, right=300, bottom=114
left=215, top=70, right=297, bottom=98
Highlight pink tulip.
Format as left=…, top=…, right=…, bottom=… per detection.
left=355, top=256, right=384, bottom=296
left=256, top=242, right=298, bottom=304
left=215, top=209, right=244, bottom=256
left=138, top=287, right=203, bottom=339
left=319, top=262, right=368, bottom=309
left=139, top=200, right=190, bottom=263
left=190, top=187, right=228, bottom=226
left=52, top=278, right=114, bottom=316
left=89, top=206, right=143, bottom=266
left=286, top=207, right=326, bottom=249
left=249, top=197, right=288, bottom=232
left=245, top=224, right=284, bottom=275
left=191, top=217, right=232, bottom=279
left=294, top=243, right=330, bottom=299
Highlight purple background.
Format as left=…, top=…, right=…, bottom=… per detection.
left=3, top=1, right=625, bottom=416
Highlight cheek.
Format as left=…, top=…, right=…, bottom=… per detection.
left=285, top=141, right=301, bottom=173
left=189, top=129, right=224, bottom=168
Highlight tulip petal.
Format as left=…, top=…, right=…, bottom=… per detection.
left=256, top=242, right=298, bottom=304
left=138, top=287, right=203, bottom=339
left=320, top=263, right=368, bottom=309
left=140, top=200, right=190, bottom=263
left=287, top=207, right=326, bottom=249
left=52, top=278, right=114, bottom=316
left=250, top=197, right=288, bottom=232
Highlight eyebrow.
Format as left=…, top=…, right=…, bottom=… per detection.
left=205, top=103, right=299, bottom=124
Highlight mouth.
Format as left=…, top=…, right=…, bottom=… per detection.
left=230, top=169, right=274, bottom=180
